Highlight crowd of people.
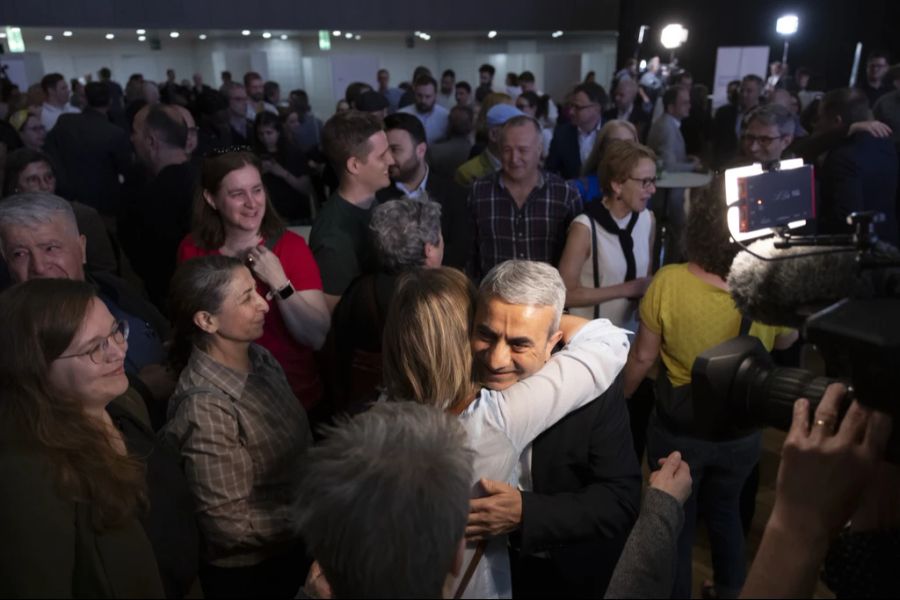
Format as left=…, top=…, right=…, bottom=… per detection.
left=0, top=52, right=897, bottom=599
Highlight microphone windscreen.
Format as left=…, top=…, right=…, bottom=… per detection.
left=728, top=239, right=861, bottom=328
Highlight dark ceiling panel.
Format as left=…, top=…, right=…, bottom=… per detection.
left=0, top=0, right=620, bottom=30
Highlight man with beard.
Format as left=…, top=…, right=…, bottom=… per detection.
left=376, top=113, right=469, bottom=268
left=399, top=74, right=450, bottom=144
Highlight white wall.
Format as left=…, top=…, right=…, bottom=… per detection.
left=21, top=32, right=617, bottom=117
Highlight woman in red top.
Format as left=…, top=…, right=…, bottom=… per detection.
left=178, top=149, right=330, bottom=410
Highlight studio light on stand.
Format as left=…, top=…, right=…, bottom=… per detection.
left=776, top=14, right=799, bottom=67
left=660, top=23, right=688, bottom=63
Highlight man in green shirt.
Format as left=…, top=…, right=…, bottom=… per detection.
left=310, top=111, right=395, bottom=312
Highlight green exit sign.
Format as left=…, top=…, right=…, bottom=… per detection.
left=5, top=27, right=25, bottom=52
left=318, top=30, right=331, bottom=51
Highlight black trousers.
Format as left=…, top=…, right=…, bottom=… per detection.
left=199, top=543, right=310, bottom=599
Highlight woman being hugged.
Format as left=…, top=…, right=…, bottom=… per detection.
left=178, top=149, right=330, bottom=412
left=0, top=279, right=166, bottom=598
left=164, top=255, right=312, bottom=599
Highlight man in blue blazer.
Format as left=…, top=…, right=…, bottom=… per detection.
left=546, top=82, right=608, bottom=179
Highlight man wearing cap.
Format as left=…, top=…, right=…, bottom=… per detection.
left=455, top=103, right=523, bottom=188
left=467, top=115, right=583, bottom=280
left=399, top=74, right=449, bottom=144
left=356, top=90, right=390, bottom=121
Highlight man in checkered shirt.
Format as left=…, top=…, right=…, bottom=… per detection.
left=466, top=115, right=583, bottom=281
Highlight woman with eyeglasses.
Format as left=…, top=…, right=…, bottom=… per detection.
left=558, top=139, right=656, bottom=333
left=0, top=279, right=199, bottom=598
left=177, top=149, right=330, bottom=414
left=163, top=255, right=312, bottom=599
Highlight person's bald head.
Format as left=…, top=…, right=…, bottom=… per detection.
left=132, top=104, right=189, bottom=173
left=172, top=104, right=198, bottom=155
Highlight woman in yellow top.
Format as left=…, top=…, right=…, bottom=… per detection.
left=623, top=183, right=797, bottom=599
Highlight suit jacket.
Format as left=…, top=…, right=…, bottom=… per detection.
left=545, top=122, right=584, bottom=180
left=44, top=109, right=131, bottom=216
left=647, top=114, right=695, bottom=172
left=712, top=104, right=742, bottom=169
left=376, top=169, right=472, bottom=269
left=603, top=101, right=652, bottom=142
left=515, top=373, right=642, bottom=597
left=819, top=132, right=899, bottom=246
left=428, top=136, right=474, bottom=183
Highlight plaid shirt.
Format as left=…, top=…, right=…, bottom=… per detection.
left=162, top=344, right=311, bottom=567
left=467, top=170, right=583, bottom=280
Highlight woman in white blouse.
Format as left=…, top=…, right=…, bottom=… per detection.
left=558, top=140, right=657, bottom=332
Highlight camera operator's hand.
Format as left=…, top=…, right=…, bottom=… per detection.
left=771, top=384, right=892, bottom=540
left=649, top=451, right=692, bottom=505
left=740, top=384, right=893, bottom=598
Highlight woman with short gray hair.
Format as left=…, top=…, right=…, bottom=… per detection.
left=326, top=197, right=444, bottom=412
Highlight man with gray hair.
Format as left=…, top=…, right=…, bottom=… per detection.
left=467, top=259, right=641, bottom=597
left=296, top=401, right=473, bottom=598
left=0, top=192, right=174, bottom=427
left=327, top=197, right=444, bottom=412
left=738, top=104, right=796, bottom=165
left=467, top=116, right=583, bottom=281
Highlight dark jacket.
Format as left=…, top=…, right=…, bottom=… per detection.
left=0, top=399, right=166, bottom=598
left=711, top=104, right=742, bottom=169
left=545, top=122, right=584, bottom=180
left=118, top=160, right=197, bottom=309
left=603, top=101, right=652, bottom=142
left=375, top=169, right=471, bottom=269
left=44, top=108, right=131, bottom=216
left=514, top=374, right=643, bottom=597
left=819, top=132, right=899, bottom=246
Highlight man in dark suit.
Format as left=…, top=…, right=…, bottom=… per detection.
left=545, top=82, right=608, bottom=179
left=603, top=78, right=652, bottom=142
left=43, top=81, right=131, bottom=219
left=818, top=88, right=899, bottom=246
left=376, top=112, right=470, bottom=269
left=711, top=74, right=763, bottom=169
left=467, top=263, right=642, bottom=597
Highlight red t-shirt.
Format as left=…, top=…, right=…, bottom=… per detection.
left=177, top=231, right=324, bottom=409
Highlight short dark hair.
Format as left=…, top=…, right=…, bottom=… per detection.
left=344, top=81, right=373, bottom=107
left=742, top=74, right=764, bottom=88
left=221, top=70, right=232, bottom=80
left=573, top=81, right=608, bottom=106
left=821, top=87, right=871, bottom=125
left=384, top=112, right=427, bottom=147
left=145, top=104, right=188, bottom=149
left=517, top=90, right=539, bottom=108
left=479, top=64, right=496, bottom=77
left=518, top=71, right=535, bottom=83
left=662, top=85, right=688, bottom=109
left=447, top=106, right=474, bottom=137
left=84, top=81, right=110, bottom=108
left=412, top=66, right=432, bottom=81
left=322, top=110, right=385, bottom=174
left=263, top=81, right=280, bottom=99
left=413, top=74, right=437, bottom=90
left=243, top=71, right=262, bottom=87
left=455, top=81, right=471, bottom=94
left=2, top=149, right=54, bottom=197
left=867, top=50, right=891, bottom=63
left=40, top=73, right=64, bottom=94
left=441, top=69, right=455, bottom=79
left=98, top=67, right=112, bottom=80
left=795, top=67, right=811, bottom=79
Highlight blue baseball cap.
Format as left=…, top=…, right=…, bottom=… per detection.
left=486, top=103, right=526, bottom=128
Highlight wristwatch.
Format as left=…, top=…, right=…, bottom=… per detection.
left=275, top=280, right=295, bottom=300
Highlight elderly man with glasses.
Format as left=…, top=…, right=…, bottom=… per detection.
left=0, top=192, right=174, bottom=428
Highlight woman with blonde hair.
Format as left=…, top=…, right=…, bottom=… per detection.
left=559, top=139, right=656, bottom=331
left=573, top=119, right=639, bottom=204
left=381, top=262, right=630, bottom=598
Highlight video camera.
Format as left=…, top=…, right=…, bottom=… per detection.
left=690, top=161, right=900, bottom=462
